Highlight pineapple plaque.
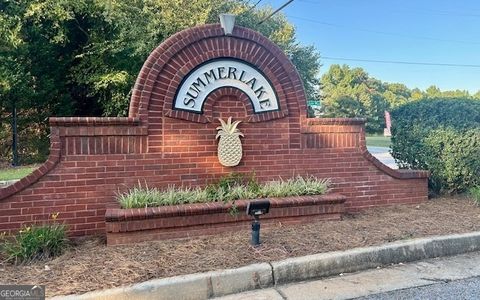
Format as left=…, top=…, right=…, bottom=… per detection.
left=216, top=117, right=244, bottom=167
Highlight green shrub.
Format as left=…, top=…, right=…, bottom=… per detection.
left=391, top=98, right=480, bottom=193
left=423, top=128, right=480, bottom=193
left=1, top=213, right=67, bottom=264
left=117, top=175, right=330, bottom=209
left=470, top=186, right=480, bottom=206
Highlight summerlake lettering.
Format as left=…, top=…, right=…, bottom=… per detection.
left=174, top=59, right=279, bottom=113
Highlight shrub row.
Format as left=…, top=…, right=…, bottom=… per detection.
left=391, top=98, right=480, bottom=193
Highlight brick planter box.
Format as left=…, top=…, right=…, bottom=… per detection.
left=105, top=194, right=346, bottom=245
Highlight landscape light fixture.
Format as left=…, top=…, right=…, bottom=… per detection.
left=246, top=199, right=270, bottom=246
left=219, top=14, right=236, bottom=35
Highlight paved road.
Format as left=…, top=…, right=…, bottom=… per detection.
left=367, top=146, right=397, bottom=169
left=358, top=276, right=480, bottom=300
left=216, top=251, right=480, bottom=300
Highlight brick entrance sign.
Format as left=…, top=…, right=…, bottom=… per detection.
left=0, top=23, right=428, bottom=238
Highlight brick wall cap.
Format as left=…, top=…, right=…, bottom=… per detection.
left=0, top=135, right=61, bottom=200
left=305, top=118, right=366, bottom=125
left=361, top=148, right=430, bottom=179
left=49, top=117, right=141, bottom=126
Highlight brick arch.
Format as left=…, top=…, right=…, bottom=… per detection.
left=172, top=86, right=278, bottom=124
left=203, top=87, right=253, bottom=123
left=128, top=24, right=306, bottom=125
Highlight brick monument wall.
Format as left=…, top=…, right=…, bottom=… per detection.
left=0, top=24, right=428, bottom=237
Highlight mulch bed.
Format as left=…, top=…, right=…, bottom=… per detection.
left=1, top=196, right=480, bottom=297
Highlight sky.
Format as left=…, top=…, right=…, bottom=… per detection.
left=264, top=0, right=480, bottom=93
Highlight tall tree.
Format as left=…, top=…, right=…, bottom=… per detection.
left=319, top=64, right=479, bottom=133
left=425, top=85, right=473, bottom=99
left=320, top=64, right=388, bottom=132
left=425, top=85, right=442, bottom=98
left=0, top=0, right=321, bottom=163
left=383, top=83, right=411, bottom=108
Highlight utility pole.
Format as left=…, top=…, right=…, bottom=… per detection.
left=11, top=98, right=18, bottom=167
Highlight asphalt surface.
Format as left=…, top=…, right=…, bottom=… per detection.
left=216, top=251, right=480, bottom=300
left=357, top=276, right=480, bottom=300
left=366, top=146, right=397, bottom=169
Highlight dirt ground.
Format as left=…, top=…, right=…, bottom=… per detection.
left=1, top=196, right=480, bottom=297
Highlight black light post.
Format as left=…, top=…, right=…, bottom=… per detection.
left=251, top=215, right=260, bottom=245
left=246, top=200, right=270, bottom=247
left=11, top=98, right=18, bottom=167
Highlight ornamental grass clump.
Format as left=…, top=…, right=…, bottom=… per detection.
left=470, top=186, right=480, bottom=206
left=260, top=176, right=330, bottom=197
left=116, top=184, right=209, bottom=208
left=118, top=175, right=330, bottom=209
left=1, top=213, right=67, bottom=265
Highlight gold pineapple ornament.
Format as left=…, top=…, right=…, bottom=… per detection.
left=216, top=117, right=244, bottom=167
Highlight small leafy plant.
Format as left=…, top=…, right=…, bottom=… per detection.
left=470, top=186, right=480, bottom=206
left=1, top=213, right=67, bottom=264
left=118, top=174, right=330, bottom=209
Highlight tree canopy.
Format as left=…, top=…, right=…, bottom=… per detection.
left=320, top=64, right=480, bottom=133
left=3, top=0, right=477, bottom=163
left=0, top=0, right=321, bottom=163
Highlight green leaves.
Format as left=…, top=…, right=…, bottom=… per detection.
left=319, top=64, right=480, bottom=134
left=117, top=175, right=330, bottom=209
left=423, top=128, right=480, bottom=194
left=320, top=64, right=389, bottom=133
left=470, top=186, right=480, bottom=206
left=0, top=0, right=322, bottom=164
left=391, top=98, right=480, bottom=194
left=90, top=71, right=132, bottom=116
left=1, top=217, right=68, bottom=264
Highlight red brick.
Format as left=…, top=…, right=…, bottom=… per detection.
left=0, top=23, right=428, bottom=239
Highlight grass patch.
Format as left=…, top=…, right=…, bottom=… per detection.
left=470, top=186, right=480, bottom=206
left=366, top=134, right=391, bottom=148
left=117, top=174, right=330, bottom=209
left=0, top=165, right=38, bottom=181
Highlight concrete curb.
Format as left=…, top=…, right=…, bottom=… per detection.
left=52, top=232, right=480, bottom=300
left=272, top=231, right=480, bottom=285
left=51, top=263, right=272, bottom=300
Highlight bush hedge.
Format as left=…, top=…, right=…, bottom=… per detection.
left=391, top=98, right=480, bottom=194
